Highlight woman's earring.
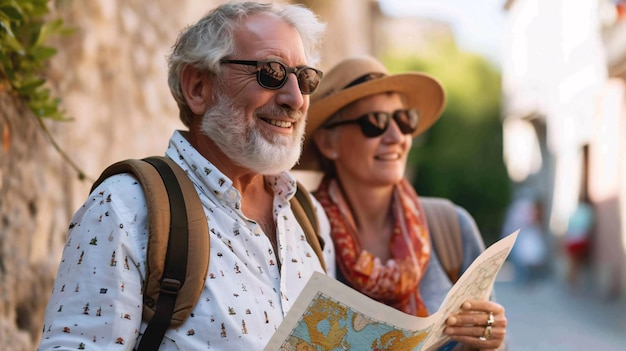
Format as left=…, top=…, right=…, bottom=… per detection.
left=329, top=151, right=338, bottom=159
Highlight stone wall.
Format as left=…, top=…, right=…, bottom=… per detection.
left=0, top=92, right=63, bottom=350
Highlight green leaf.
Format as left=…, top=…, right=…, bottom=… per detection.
left=0, top=28, right=23, bottom=51
left=34, top=18, right=63, bottom=46
left=15, top=77, right=44, bottom=93
left=0, top=16, right=16, bottom=38
left=30, top=45, right=56, bottom=61
left=41, top=18, right=63, bottom=35
left=0, top=3, right=24, bottom=22
left=1, top=0, right=71, bottom=122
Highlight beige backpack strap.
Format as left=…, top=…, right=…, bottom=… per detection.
left=420, top=197, right=463, bottom=283
left=91, top=156, right=209, bottom=349
left=291, top=181, right=326, bottom=273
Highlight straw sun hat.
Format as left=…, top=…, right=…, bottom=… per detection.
left=297, top=55, right=447, bottom=170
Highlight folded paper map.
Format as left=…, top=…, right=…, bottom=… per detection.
left=264, top=230, right=519, bottom=351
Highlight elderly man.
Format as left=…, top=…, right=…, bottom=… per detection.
left=38, top=2, right=334, bottom=350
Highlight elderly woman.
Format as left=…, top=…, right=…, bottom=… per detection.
left=297, top=55, right=507, bottom=350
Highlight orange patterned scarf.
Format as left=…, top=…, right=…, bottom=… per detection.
left=314, top=177, right=431, bottom=316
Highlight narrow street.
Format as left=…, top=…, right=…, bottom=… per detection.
left=493, top=263, right=626, bottom=350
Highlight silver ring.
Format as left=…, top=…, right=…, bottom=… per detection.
left=486, top=311, right=494, bottom=327
left=480, top=325, right=492, bottom=340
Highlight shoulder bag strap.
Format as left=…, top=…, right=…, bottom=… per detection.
left=291, top=181, right=326, bottom=272
left=420, top=197, right=463, bottom=283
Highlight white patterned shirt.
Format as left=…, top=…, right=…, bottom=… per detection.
left=38, top=130, right=335, bottom=350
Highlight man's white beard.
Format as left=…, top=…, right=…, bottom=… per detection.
left=200, top=91, right=305, bottom=175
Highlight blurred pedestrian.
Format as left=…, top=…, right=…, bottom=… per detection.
left=563, top=200, right=594, bottom=289
left=503, top=197, right=548, bottom=286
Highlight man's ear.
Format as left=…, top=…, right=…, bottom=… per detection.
left=313, top=130, right=339, bottom=160
left=180, top=65, right=213, bottom=115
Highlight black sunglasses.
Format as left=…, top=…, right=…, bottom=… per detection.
left=323, top=109, right=419, bottom=138
left=220, top=59, right=323, bottom=95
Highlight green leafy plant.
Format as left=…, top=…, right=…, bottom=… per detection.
left=0, top=0, right=71, bottom=120
left=1, top=0, right=87, bottom=179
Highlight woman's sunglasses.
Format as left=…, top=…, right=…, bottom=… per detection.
left=220, top=59, right=323, bottom=95
left=323, top=109, right=420, bottom=138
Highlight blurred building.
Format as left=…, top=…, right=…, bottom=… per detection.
left=501, top=0, right=626, bottom=298
left=306, top=0, right=454, bottom=71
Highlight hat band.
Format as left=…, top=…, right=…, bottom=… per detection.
left=343, top=72, right=386, bottom=89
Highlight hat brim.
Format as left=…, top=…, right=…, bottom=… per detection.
left=297, top=73, right=446, bottom=170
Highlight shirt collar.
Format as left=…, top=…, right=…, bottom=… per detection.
left=165, top=130, right=298, bottom=206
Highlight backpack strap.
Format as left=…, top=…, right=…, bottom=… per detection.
left=290, top=181, right=326, bottom=273
left=420, top=197, right=463, bottom=283
left=90, top=156, right=209, bottom=350
left=91, top=157, right=325, bottom=348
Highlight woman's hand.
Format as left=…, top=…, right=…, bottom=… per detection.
left=443, top=300, right=507, bottom=350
